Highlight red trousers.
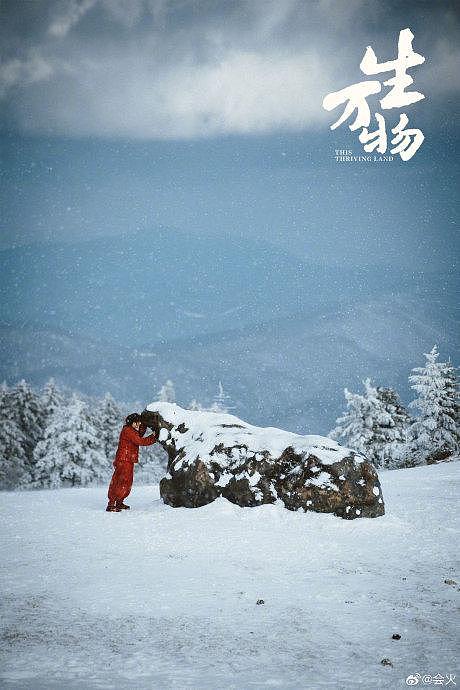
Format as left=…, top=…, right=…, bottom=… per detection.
left=107, top=462, right=135, bottom=505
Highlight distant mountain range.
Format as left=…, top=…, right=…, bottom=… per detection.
left=1, top=228, right=458, bottom=434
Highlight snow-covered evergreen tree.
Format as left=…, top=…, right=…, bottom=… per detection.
left=406, top=346, right=459, bottom=464
left=329, top=379, right=409, bottom=468
left=373, top=387, right=410, bottom=468
left=0, top=383, right=30, bottom=489
left=136, top=443, right=168, bottom=484
left=157, top=380, right=176, bottom=403
left=188, top=399, right=203, bottom=411
left=208, top=382, right=234, bottom=413
left=41, top=378, right=65, bottom=419
left=95, top=392, right=124, bottom=460
left=33, top=395, right=108, bottom=488
left=4, top=380, right=46, bottom=481
left=329, top=379, right=377, bottom=459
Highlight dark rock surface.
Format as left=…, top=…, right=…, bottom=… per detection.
left=141, top=403, right=385, bottom=519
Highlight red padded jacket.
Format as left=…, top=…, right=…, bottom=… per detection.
left=113, top=423, right=156, bottom=467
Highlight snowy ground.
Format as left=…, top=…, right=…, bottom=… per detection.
left=1, top=463, right=458, bottom=690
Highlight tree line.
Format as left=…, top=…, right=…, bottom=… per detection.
left=329, top=346, right=459, bottom=468
left=0, top=378, right=235, bottom=491
left=0, top=381, right=167, bottom=490
left=0, top=347, right=457, bottom=490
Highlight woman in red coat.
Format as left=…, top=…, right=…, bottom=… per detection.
left=106, top=413, right=157, bottom=512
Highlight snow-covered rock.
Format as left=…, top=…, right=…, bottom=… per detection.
left=141, top=403, right=385, bottom=519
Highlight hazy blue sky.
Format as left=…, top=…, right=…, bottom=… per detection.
left=1, top=128, right=459, bottom=273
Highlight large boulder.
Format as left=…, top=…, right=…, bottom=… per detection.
left=141, top=403, right=385, bottom=519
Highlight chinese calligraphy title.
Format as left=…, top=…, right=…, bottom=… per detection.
left=323, top=28, right=425, bottom=161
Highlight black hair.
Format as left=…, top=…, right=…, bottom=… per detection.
left=125, top=413, right=142, bottom=426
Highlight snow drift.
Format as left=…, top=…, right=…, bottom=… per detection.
left=141, top=403, right=385, bottom=519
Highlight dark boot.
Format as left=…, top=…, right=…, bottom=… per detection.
left=106, top=503, right=121, bottom=512
left=117, top=502, right=130, bottom=510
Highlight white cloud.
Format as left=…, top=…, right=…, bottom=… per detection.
left=19, top=48, right=333, bottom=139
left=48, top=0, right=98, bottom=38
left=1, top=0, right=458, bottom=139
left=0, top=51, right=54, bottom=99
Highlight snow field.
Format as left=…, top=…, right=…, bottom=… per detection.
left=1, top=462, right=458, bottom=690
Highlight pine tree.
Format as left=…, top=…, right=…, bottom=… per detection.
left=188, top=399, right=203, bottom=411
left=136, top=443, right=168, bottom=484
left=33, top=395, right=108, bottom=488
left=95, top=392, right=124, bottom=460
left=406, top=346, right=459, bottom=464
left=4, top=380, right=46, bottom=481
left=157, top=380, right=176, bottom=403
left=329, top=378, right=409, bottom=467
left=0, top=383, right=30, bottom=489
left=208, top=381, right=234, bottom=413
left=329, top=379, right=378, bottom=459
left=374, top=387, right=410, bottom=468
left=41, top=378, right=65, bottom=419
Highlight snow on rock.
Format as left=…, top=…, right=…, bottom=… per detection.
left=141, top=403, right=385, bottom=519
